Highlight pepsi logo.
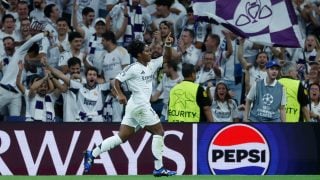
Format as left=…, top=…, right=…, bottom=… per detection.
left=208, top=124, right=270, bottom=175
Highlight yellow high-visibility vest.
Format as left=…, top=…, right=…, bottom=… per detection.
left=279, top=78, right=300, bottom=122
left=168, top=81, right=200, bottom=122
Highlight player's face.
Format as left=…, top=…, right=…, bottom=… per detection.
left=140, top=45, right=152, bottom=63
left=86, top=70, right=97, bottom=86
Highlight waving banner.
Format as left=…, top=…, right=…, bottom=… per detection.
left=193, top=0, right=303, bottom=47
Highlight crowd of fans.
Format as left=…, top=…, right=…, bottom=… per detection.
left=0, top=0, right=319, bottom=122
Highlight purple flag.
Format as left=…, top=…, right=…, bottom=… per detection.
left=193, top=0, right=303, bottom=47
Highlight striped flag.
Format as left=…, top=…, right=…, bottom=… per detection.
left=193, top=0, right=303, bottom=47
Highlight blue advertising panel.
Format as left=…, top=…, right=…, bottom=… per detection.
left=198, top=123, right=320, bottom=175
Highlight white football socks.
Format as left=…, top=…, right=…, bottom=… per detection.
left=92, top=134, right=122, bottom=158
left=152, top=135, right=164, bottom=170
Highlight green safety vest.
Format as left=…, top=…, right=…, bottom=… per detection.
left=168, top=81, right=200, bottom=122
left=278, top=78, right=300, bottom=122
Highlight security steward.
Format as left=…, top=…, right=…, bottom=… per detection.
left=168, top=63, right=213, bottom=122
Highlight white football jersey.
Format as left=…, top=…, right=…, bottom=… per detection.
left=102, top=46, right=130, bottom=80
left=116, top=56, right=163, bottom=105
left=70, top=80, right=110, bottom=122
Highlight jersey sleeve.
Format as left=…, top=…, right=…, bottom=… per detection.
left=115, top=63, right=135, bottom=82
left=149, top=56, right=163, bottom=73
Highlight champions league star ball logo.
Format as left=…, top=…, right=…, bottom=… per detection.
left=262, top=93, right=273, bottom=106
left=208, top=124, right=270, bottom=175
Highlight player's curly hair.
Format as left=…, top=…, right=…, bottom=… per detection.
left=127, top=40, right=145, bottom=59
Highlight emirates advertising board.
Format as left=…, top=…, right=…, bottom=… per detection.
left=0, top=123, right=320, bottom=175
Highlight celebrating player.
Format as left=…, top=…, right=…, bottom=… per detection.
left=83, top=35, right=177, bottom=176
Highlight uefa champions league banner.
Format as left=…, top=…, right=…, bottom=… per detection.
left=0, top=123, right=320, bottom=175
left=198, top=123, right=320, bottom=175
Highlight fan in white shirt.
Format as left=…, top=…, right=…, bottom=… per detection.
left=47, top=57, right=86, bottom=122
left=0, top=32, right=48, bottom=117
left=196, top=51, right=222, bottom=87
left=238, top=38, right=268, bottom=94
left=72, top=3, right=95, bottom=52
left=58, top=32, right=86, bottom=75
left=100, top=31, right=130, bottom=81
left=17, top=62, right=59, bottom=122
left=0, top=14, right=21, bottom=55
left=309, top=83, right=320, bottom=122
left=52, top=65, right=110, bottom=122
left=208, top=81, right=240, bottom=122
left=46, top=17, right=70, bottom=68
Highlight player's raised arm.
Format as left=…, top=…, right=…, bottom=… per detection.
left=163, top=32, right=173, bottom=64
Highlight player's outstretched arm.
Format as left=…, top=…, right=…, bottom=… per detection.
left=163, top=32, right=173, bottom=64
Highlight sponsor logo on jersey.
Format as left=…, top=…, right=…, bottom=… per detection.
left=84, top=98, right=97, bottom=106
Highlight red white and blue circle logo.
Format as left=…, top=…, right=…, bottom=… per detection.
left=208, top=124, right=270, bottom=175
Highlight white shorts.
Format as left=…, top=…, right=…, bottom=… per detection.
left=121, top=102, right=160, bottom=128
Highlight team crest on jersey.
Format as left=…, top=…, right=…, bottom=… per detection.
left=208, top=124, right=270, bottom=175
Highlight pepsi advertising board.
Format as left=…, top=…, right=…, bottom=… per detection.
left=198, top=123, right=320, bottom=175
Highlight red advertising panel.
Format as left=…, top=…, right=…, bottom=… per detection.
left=0, top=123, right=194, bottom=175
